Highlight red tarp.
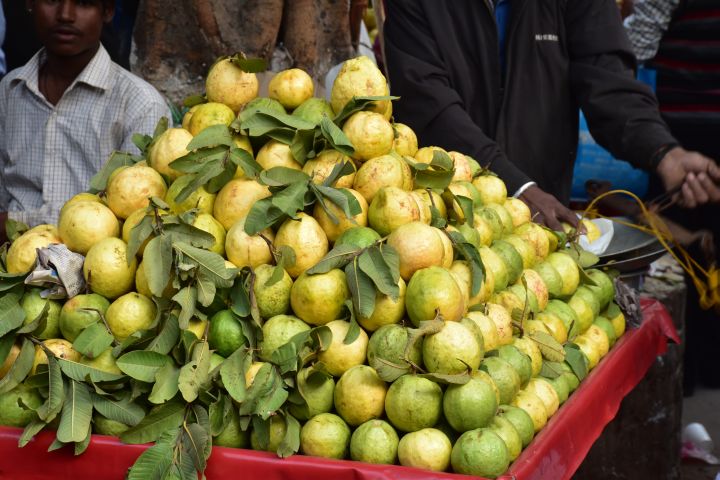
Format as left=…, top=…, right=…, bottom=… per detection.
left=0, top=298, right=678, bottom=480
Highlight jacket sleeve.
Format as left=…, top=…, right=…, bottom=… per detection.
left=383, top=0, right=533, bottom=193
left=566, top=0, right=678, bottom=171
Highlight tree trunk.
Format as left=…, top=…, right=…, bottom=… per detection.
left=132, top=0, right=355, bottom=105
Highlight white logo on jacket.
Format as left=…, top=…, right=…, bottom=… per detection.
left=535, top=34, right=559, bottom=41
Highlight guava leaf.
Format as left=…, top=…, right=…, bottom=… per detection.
left=0, top=338, right=34, bottom=394
left=209, top=394, right=232, bottom=436
left=19, top=418, right=47, bottom=448
left=178, top=341, right=211, bottom=402
left=289, top=129, right=316, bottom=165
left=270, top=181, right=311, bottom=218
left=243, top=198, right=287, bottom=236
left=74, top=424, right=93, bottom=455
left=147, top=314, right=181, bottom=355
left=182, top=422, right=211, bottom=472
left=418, top=370, right=472, bottom=385
left=172, top=287, right=197, bottom=329
left=144, top=236, right=173, bottom=298
left=322, top=158, right=357, bottom=188
left=0, top=288, right=26, bottom=337
left=431, top=150, right=454, bottom=170
left=277, top=413, right=301, bottom=458
left=260, top=167, right=312, bottom=187
left=186, top=124, right=234, bottom=150
left=453, top=194, right=475, bottom=226
left=564, top=343, right=589, bottom=381
left=127, top=215, right=154, bottom=264
left=378, top=244, right=401, bottom=284
left=16, top=301, right=48, bottom=335
left=117, top=351, right=171, bottom=383
left=183, top=94, right=206, bottom=108
left=306, top=244, right=361, bottom=275
left=371, top=357, right=410, bottom=383
left=36, top=353, right=64, bottom=422
left=230, top=55, right=267, bottom=73
left=175, top=160, right=228, bottom=204
left=404, top=320, right=445, bottom=366
left=58, top=358, right=125, bottom=383
left=57, top=379, right=93, bottom=443
left=0, top=334, right=16, bottom=367
left=446, top=230, right=485, bottom=297
left=540, top=360, right=564, bottom=379
left=333, top=95, right=399, bottom=126
left=319, top=117, right=355, bottom=157
left=312, top=184, right=362, bottom=220
left=169, top=146, right=227, bottom=174
left=358, top=247, right=400, bottom=300
left=121, top=398, right=186, bottom=445
left=220, top=348, right=250, bottom=403
left=5, top=219, right=29, bottom=243
left=173, top=242, right=235, bottom=287
left=414, top=168, right=455, bottom=192
left=126, top=430, right=176, bottom=479
left=73, top=322, right=113, bottom=360
left=530, top=331, right=565, bottom=362
left=89, top=151, right=139, bottom=192
left=345, top=259, right=376, bottom=321
left=148, top=362, right=180, bottom=405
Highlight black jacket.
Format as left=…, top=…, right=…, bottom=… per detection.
left=384, top=0, right=678, bottom=202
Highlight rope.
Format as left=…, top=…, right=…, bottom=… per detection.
left=581, top=189, right=719, bottom=313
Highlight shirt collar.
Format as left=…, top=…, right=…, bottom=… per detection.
left=12, top=44, right=113, bottom=94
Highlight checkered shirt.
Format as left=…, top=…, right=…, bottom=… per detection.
left=0, top=45, right=172, bottom=226
left=624, top=0, right=679, bottom=63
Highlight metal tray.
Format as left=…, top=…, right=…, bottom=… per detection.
left=595, top=245, right=668, bottom=272
left=598, top=219, right=661, bottom=261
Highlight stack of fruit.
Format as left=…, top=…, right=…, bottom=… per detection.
left=0, top=55, right=626, bottom=479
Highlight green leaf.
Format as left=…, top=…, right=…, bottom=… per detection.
left=163, top=222, right=215, bottom=250
left=371, top=357, right=411, bottom=383
left=359, top=247, right=400, bottom=300
left=19, top=418, right=47, bottom=447
left=345, top=259, right=376, bottom=320
left=196, top=271, right=218, bottom=308
left=57, top=380, right=93, bottom=443
left=36, top=354, right=64, bottom=422
left=270, top=182, right=311, bottom=218
left=149, top=362, right=181, bottom=405
left=446, top=230, right=484, bottom=297
left=0, top=288, right=26, bottom=337
left=540, top=361, right=564, bottom=379
left=183, top=422, right=210, bottom=472
left=243, top=198, right=286, bottom=236
left=322, top=158, right=357, bottom=188
left=290, top=129, right=316, bottom=165
left=238, top=364, right=288, bottom=419
left=117, top=351, right=170, bottom=382
left=220, top=348, right=249, bottom=403
left=319, top=117, right=354, bottom=157
left=413, top=168, right=455, bottom=190
left=418, top=370, right=472, bottom=385
left=127, top=215, right=154, bottom=263
left=379, top=244, right=401, bottom=284
left=73, top=323, right=114, bottom=359
left=175, top=160, right=227, bottom=204
left=144, top=236, right=173, bottom=297
left=172, top=287, right=197, bottom=329
left=530, top=331, right=566, bottom=362
left=173, top=242, right=235, bottom=288
left=564, top=344, right=589, bottom=381
left=183, top=94, right=207, bottom=108
left=260, top=167, right=312, bottom=187
left=147, top=315, right=181, bottom=355
left=230, top=55, right=267, bottom=73
left=169, top=146, right=227, bottom=174
left=121, top=398, right=186, bottom=444
left=453, top=194, right=475, bottom=226
left=307, top=244, right=361, bottom=275
left=333, top=96, right=399, bottom=126
left=74, top=424, right=93, bottom=455
left=277, top=413, right=301, bottom=458
left=132, top=134, right=153, bottom=156
left=178, top=341, right=211, bottom=402
left=5, top=219, right=29, bottom=243
left=16, top=301, right=48, bottom=335
left=92, top=393, right=145, bottom=426
left=0, top=338, right=34, bottom=393
left=186, top=124, right=234, bottom=150
left=0, top=334, right=15, bottom=367
left=58, top=358, right=125, bottom=383
left=313, top=185, right=362, bottom=220
left=89, top=151, right=138, bottom=192
left=46, top=438, right=66, bottom=452
left=126, top=432, right=176, bottom=479
left=209, top=394, right=231, bottom=436
left=431, top=150, right=454, bottom=170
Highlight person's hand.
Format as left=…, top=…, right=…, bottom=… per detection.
left=657, top=147, right=720, bottom=208
left=519, top=185, right=579, bottom=231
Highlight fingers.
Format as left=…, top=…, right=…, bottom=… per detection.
left=707, top=161, right=720, bottom=182
left=543, top=213, right=564, bottom=232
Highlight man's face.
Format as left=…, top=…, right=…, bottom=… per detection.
left=30, top=0, right=114, bottom=57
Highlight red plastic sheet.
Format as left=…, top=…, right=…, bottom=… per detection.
left=0, top=298, right=678, bottom=480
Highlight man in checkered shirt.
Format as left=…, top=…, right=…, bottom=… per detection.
left=0, top=0, right=171, bottom=242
